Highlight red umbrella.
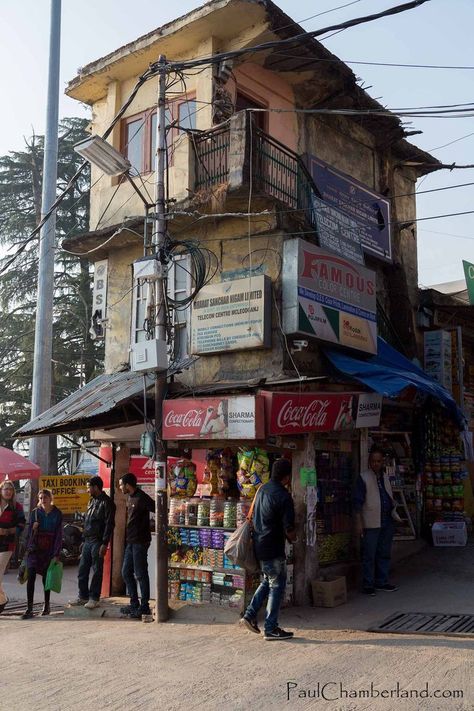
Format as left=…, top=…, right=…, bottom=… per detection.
left=0, top=447, right=41, bottom=482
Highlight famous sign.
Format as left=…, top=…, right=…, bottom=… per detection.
left=162, top=396, right=265, bottom=440
left=283, top=239, right=377, bottom=354
left=306, top=155, right=392, bottom=262
left=191, top=276, right=271, bottom=354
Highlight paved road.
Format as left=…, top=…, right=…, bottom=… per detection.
left=0, top=543, right=472, bottom=710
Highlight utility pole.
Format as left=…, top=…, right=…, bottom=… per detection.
left=153, top=56, right=169, bottom=622
left=29, top=0, right=61, bottom=477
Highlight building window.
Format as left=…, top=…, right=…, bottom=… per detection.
left=167, top=254, right=192, bottom=362
left=131, top=254, right=191, bottom=361
left=122, top=97, right=197, bottom=174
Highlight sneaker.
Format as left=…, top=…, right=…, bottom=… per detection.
left=84, top=599, right=100, bottom=610
left=41, top=605, right=50, bottom=616
left=240, top=616, right=261, bottom=634
left=264, top=627, right=294, bottom=641
left=363, top=587, right=376, bottom=596
left=21, top=609, right=34, bottom=620
left=68, top=597, right=88, bottom=606
left=120, top=605, right=139, bottom=615
left=375, top=584, right=398, bottom=592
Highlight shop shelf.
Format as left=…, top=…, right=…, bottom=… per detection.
left=168, top=524, right=236, bottom=532
left=169, top=562, right=244, bottom=574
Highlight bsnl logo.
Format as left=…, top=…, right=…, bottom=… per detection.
left=301, top=250, right=375, bottom=296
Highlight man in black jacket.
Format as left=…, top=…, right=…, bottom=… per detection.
left=119, top=472, right=155, bottom=618
left=70, top=475, right=115, bottom=610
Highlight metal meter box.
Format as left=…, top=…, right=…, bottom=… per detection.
left=131, top=339, right=168, bottom=372
left=133, top=256, right=164, bottom=281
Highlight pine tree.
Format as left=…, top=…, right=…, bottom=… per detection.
left=0, top=117, right=103, bottom=456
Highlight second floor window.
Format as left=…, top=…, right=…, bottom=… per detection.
left=122, top=98, right=197, bottom=174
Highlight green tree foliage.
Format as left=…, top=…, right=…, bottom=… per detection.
left=0, top=117, right=104, bottom=450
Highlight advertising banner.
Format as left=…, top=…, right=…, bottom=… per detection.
left=355, top=393, right=383, bottom=428
left=39, top=475, right=91, bottom=514
left=162, top=396, right=265, bottom=440
left=262, top=391, right=360, bottom=435
left=462, top=259, right=474, bottom=305
left=191, top=275, right=271, bottom=354
left=283, top=239, right=377, bottom=354
left=305, top=155, right=392, bottom=262
left=424, top=330, right=452, bottom=391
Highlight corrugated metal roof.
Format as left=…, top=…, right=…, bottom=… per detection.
left=16, top=357, right=198, bottom=437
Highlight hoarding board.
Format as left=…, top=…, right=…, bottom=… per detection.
left=39, top=475, right=91, bottom=514
left=162, top=396, right=265, bottom=440
left=283, top=239, right=377, bottom=354
left=263, top=391, right=359, bottom=435
left=191, top=275, right=271, bottom=354
left=306, top=155, right=392, bottom=262
left=424, top=330, right=452, bottom=391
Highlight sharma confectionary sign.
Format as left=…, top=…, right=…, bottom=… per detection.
left=283, top=239, right=377, bottom=354
left=162, top=396, right=265, bottom=440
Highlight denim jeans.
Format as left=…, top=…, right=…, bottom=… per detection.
left=78, top=540, right=104, bottom=601
left=121, top=542, right=150, bottom=611
left=244, top=557, right=287, bottom=633
left=362, top=521, right=394, bottom=588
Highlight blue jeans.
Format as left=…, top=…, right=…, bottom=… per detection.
left=362, top=521, right=394, bottom=588
left=121, top=543, right=150, bottom=611
left=78, top=540, right=104, bottom=601
left=244, top=557, right=287, bottom=633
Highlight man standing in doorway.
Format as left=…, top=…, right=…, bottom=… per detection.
left=354, top=445, right=399, bottom=596
left=70, top=475, right=115, bottom=609
left=240, top=458, right=296, bottom=640
left=119, top=473, right=155, bottom=619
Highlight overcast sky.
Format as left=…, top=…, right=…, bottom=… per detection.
left=1, top=0, right=473, bottom=286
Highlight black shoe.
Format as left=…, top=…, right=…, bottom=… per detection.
left=21, top=609, right=34, bottom=620
left=363, top=587, right=376, bottom=596
left=240, top=616, right=261, bottom=634
left=375, top=584, right=398, bottom=592
left=264, top=627, right=294, bottom=641
left=129, top=608, right=145, bottom=619
left=120, top=605, right=139, bottom=615
left=0, top=599, right=7, bottom=614
left=41, top=605, right=50, bottom=616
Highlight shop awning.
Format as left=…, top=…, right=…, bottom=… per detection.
left=324, top=337, right=465, bottom=424
left=15, top=357, right=197, bottom=438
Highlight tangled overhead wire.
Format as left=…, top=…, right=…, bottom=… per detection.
left=163, top=238, right=219, bottom=310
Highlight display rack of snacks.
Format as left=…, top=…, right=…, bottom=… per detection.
left=315, top=450, right=354, bottom=565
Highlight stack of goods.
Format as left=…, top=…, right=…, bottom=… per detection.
left=185, top=500, right=198, bottom=526
left=198, top=528, right=212, bottom=548
left=168, top=459, right=197, bottom=498
left=223, top=501, right=237, bottom=529
left=169, top=498, right=186, bottom=526
left=236, top=448, right=270, bottom=499
left=179, top=528, right=201, bottom=547
left=210, top=499, right=224, bottom=527
left=210, top=529, right=225, bottom=549
left=236, top=501, right=251, bottom=527
left=424, top=451, right=467, bottom=513
left=168, top=568, right=181, bottom=600
left=197, top=500, right=210, bottom=526
left=218, top=448, right=235, bottom=495
left=203, top=452, right=219, bottom=495
left=169, top=543, right=203, bottom=567
left=202, top=548, right=225, bottom=568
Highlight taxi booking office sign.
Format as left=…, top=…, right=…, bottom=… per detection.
left=305, top=155, right=392, bottom=264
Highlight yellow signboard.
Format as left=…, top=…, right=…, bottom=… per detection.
left=39, top=475, right=91, bottom=515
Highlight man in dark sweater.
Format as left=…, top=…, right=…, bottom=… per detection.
left=119, top=472, right=155, bottom=618
left=70, top=475, right=115, bottom=609
left=240, top=458, right=296, bottom=641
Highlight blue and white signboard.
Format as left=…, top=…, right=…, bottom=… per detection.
left=306, top=155, right=392, bottom=263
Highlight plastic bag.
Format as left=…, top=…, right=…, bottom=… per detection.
left=223, top=520, right=259, bottom=574
left=45, top=559, right=63, bottom=593
left=17, top=561, right=28, bottom=585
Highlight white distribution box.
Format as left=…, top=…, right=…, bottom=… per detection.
left=432, top=522, right=467, bottom=547
left=131, top=339, right=168, bottom=372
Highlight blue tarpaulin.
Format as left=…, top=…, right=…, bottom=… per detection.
left=324, top=337, right=465, bottom=424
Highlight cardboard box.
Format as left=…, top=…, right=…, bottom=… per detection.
left=432, top=522, right=467, bottom=547
left=311, top=576, right=347, bottom=608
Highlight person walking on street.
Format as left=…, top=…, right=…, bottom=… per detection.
left=69, top=476, right=115, bottom=610
left=353, top=445, right=399, bottom=596
left=119, top=473, right=155, bottom=619
left=240, top=458, right=296, bottom=641
left=0, top=480, right=26, bottom=613
left=21, top=489, right=63, bottom=619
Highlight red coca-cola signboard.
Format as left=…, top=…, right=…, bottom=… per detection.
left=162, top=395, right=265, bottom=440
left=262, top=391, right=358, bottom=435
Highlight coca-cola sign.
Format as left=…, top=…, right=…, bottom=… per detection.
left=162, top=396, right=264, bottom=440
left=263, top=391, right=359, bottom=435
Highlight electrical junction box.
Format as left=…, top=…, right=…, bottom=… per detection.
left=133, top=255, right=165, bottom=281
left=130, top=339, right=168, bottom=372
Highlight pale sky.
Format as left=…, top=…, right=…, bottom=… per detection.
left=1, top=0, right=473, bottom=286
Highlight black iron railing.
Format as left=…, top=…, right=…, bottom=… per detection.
left=194, top=126, right=231, bottom=190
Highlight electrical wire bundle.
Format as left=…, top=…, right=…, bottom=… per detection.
left=163, top=238, right=219, bottom=311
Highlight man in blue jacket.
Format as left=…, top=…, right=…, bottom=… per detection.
left=240, top=458, right=296, bottom=641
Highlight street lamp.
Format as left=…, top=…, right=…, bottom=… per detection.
left=74, top=135, right=131, bottom=176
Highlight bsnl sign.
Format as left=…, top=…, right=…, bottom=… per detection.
left=283, top=239, right=377, bottom=354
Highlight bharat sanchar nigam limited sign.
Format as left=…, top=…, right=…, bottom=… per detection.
left=191, top=275, right=271, bottom=354
left=283, top=239, right=377, bottom=354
